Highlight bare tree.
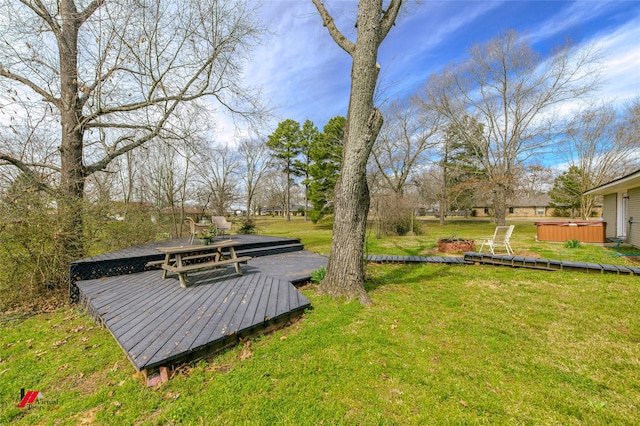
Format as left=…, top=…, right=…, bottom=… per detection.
left=257, top=170, right=289, bottom=216
left=196, top=144, right=241, bottom=216
left=143, top=140, right=195, bottom=237
left=372, top=99, right=441, bottom=195
left=238, top=138, right=271, bottom=217
left=423, top=30, right=601, bottom=225
left=0, top=0, right=264, bottom=264
left=311, top=0, right=402, bottom=304
left=516, top=164, right=554, bottom=198
left=563, top=100, right=640, bottom=219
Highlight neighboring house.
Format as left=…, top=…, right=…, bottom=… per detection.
left=584, top=170, right=640, bottom=248
left=473, top=194, right=553, bottom=218
left=261, top=205, right=308, bottom=216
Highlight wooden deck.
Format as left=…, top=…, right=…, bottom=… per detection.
left=73, top=236, right=324, bottom=373
left=78, top=269, right=310, bottom=371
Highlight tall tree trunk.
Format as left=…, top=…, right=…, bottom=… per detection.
left=439, top=166, right=447, bottom=226
left=246, top=191, right=252, bottom=219
left=313, top=0, right=402, bottom=305
left=58, top=0, right=87, bottom=262
left=493, top=184, right=508, bottom=226
left=286, top=169, right=291, bottom=221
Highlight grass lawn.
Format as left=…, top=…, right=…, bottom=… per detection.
left=1, top=217, right=639, bottom=424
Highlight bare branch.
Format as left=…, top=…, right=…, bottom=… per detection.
left=0, top=153, right=57, bottom=193
left=380, top=0, right=402, bottom=41
left=19, top=0, right=61, bottom=34
left=78, top=0, right=105, bottom=24
left=310, top=0, right=355, bottom=55
left=0, top=65, right=59, bottom=107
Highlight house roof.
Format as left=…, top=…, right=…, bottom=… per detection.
left=511, top=194, right=551, bottom=207
left=584, top=169, right=640, bottom=196
left=474, top=194, right=551, bottom=208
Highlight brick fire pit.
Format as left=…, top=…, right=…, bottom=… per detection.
left=438, top=239, right=476, bottom=253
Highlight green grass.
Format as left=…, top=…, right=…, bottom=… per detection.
left=1, top=217, right=639, bottom=424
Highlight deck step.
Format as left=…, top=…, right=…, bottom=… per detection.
left=236, top=243, right=304, bottom=258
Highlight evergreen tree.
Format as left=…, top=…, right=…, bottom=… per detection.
left=549, top=166, right=588, bottom=218
left=296, top=120, right=319, bottom=220
left=308, top=116, right=345, bottom=222
left=266, top=119, right=302, bottom=221
left=439, top=116, right=484, bottom=223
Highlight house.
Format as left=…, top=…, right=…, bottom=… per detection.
left=473, top=194, right=554, bottom=218
left=261, top=205, right=308, bottom=216
left=584, top=170, right=640, bottom=248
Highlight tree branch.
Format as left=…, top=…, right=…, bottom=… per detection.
left=381, top=0, right=403, bottom=42
left=0, top=65, right=59, bottom=107
left=20, top=0, right=61, bottom=34
left=311, top=0, right=355, bottom=55
left=78, top=0, right=105, bottom=24
left=0, top=153, right=56, bottom=193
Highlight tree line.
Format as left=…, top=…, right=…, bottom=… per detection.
left=1, top=0, right=638, bottom=307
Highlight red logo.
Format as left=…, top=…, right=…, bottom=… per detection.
left=18, top=389, right=41, bottom=408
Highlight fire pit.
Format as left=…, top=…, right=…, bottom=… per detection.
left=438, top=238, right=476, bottom=253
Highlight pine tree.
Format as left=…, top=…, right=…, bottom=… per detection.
left=549, top=166, right=588, bottom=218
left=266, top=119, right=302, bottom=221
left=308, top=116, right=345, bottom=222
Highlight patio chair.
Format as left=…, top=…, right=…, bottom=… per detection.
left=211, top=216, right=232, bottom=238
left=478, top=225, right=515, bottom=255
left=185, top=217, right=211, bottom=244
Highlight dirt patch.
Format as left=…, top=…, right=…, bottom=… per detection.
left=438, top=239, right=476, bottom=253
left=518, top=250, right=541, bottom=258
left=72, top=406, right=100, bottom=425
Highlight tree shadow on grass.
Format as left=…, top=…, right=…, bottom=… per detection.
left=364, top=263, right=465, bottom=293
left=389, top=241, right=438, bottom=257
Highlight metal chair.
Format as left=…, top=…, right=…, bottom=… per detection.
left=479, top=225, right=515, bottom=255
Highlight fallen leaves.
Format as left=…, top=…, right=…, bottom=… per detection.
left=239, top=342, right=253, bottom=361
left=53, top=338, right=68, bottom=348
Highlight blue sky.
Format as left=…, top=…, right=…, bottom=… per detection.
left=225, top=0, right=640, bottom=139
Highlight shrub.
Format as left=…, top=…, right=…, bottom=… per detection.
left=552, top=208, right=571, bottom=218
left=316, top=214, right=334, bottom=227
left=308, top=209, right=324, bottom=224
left=373, top=195, right=421, bottom=237
left=310, top=266, right=326, bottom=284
left=237, top=218, right=257, bottom=235
left=565, top=239, right=583, bottom=249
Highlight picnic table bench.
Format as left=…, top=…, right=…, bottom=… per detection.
left=151, top=241, right=250, bottom=288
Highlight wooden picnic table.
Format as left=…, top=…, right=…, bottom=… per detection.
left=154, top=241, right=251, bottom=288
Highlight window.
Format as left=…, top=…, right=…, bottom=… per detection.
left=509, top=207, right=514, bottom=214
left=536, top=207, right=545, bottom=216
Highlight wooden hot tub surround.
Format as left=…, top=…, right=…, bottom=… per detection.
left=535, top=221, right=607, bottom=243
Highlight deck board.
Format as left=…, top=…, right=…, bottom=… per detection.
left=78, top=268, right=310, bottom=371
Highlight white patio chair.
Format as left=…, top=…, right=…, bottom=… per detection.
left=478, top=225, right=515, bottom=255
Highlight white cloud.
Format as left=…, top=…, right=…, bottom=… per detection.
left=527, top=0, right=615, bottom=44
left=217, top=0, right=640, bottom=147
left=590, top=16, right=640, bottom=102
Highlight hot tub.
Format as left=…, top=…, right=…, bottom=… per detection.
left=535, top=221, right=606, bottom=243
